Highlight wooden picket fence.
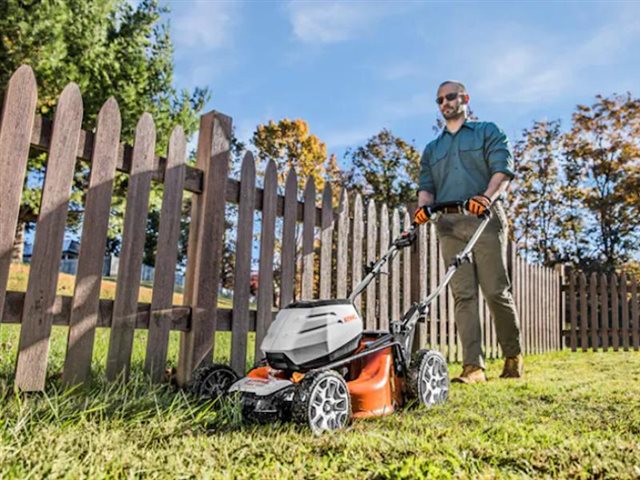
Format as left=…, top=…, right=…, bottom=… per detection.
left=0, top=65, right=565, bottom=393
left=564, top=270, right=640, bottom=351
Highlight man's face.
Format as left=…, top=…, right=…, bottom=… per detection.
left=436, top=84, right=466, bottom=121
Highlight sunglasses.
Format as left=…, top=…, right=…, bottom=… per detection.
left=435, top=92, right=461, bottom=105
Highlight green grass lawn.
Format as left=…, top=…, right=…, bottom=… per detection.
left=1, top=339, right=639, bottom=479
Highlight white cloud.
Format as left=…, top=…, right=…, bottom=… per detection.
left=322, top=126, right=375, bottom=150
left=472, top=16, right=640, bottom=104
left=286, top=2, right=387, bottom=44
left=171, top=1, right=236, bottom=50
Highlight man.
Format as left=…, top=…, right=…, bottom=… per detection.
left=414, top=80, right=523, bottom=384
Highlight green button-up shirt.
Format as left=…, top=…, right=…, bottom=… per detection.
left=418, top=120, right=514, bottom=203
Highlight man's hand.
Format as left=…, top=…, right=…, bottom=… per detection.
left=465, top=194, right=492, bottom=217
left=413, top=205, right=430, bottom=225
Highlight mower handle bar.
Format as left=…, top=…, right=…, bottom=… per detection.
left=347, top=200, right=490, bottom=303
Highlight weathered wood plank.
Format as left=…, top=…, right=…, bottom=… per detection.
left=351, top=195, right=363, bottom=311
left=144, top=126, right=187, bottom=382
left=599, top=274, right=609, bottom=351
left=0, top=65, right=38, bottom=324
left=621, top=272, right=629, bottom=351
left=301, top=178, right=316, bottom=300
left=589, top=272, right=598, bottom=352
left=578, top=272, right=587, bottom=352
left=280, top=169, right=297, bottom=307
left=336, top=189, right=349, bottom=298
left=365, top=200, right=377, bottom=330
left=569, top=270, right=577, bottom=351
left=254, top=160, right=277, bottom=361
left=611, top=274, right=619, bottom=351
left=176, top=111, right=232, bottom=386
left=378, top=204, right=389, bottom=331
left=106, top=113, right=156, bottom=381
left=230, top=152, right=256, bottom=374
left=15, top=83, right=83, bottom=391
left=390, top=209, right=400, bottom=323
left=412, top=223, right=428, bottom=350
left=428, top=223, right=439, bottom=352
left=63, top=98, right=121, bottom=386
left=631, top=276, right=639, bottom=351
left=176, top=112, right=233, bottom=385
left=319, top=183, right=333, bottom=299
left=2, top=291, right=190, bottom=330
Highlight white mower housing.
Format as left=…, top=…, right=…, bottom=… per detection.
left=261, top=299, right=363, bottom=371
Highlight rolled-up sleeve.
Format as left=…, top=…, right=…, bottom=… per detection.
left=485, top=123, right=515, bottom=179
left=418, top=146, right=435, bottom=193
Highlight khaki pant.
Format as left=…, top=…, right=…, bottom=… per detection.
left=435, top=203, right=521, bottom=368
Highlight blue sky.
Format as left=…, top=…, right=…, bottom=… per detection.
left=166, top=0, right=640, bottom=169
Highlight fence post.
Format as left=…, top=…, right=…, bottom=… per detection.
left=177, top=111, right=232, bottom=386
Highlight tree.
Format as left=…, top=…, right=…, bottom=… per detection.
left=344, top=129, right=420, bottom=211
left=251, top=119, right=340, bottom=193
left=508, top=120, right=570, bottom=266
left=562, top=93, right=640, bottom=273
left=0, top=0, right=209, bottom=261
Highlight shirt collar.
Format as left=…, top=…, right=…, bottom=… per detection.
left=440, top=119, right=475, bottom=137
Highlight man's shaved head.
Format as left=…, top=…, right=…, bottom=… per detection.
left=438, top=80, right=467, bottom=94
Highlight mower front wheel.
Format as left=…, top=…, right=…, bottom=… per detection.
left=189, top=363, right=239, bottom=401
left=291, top=370, right=351, bottom=435
left=406, top=349, right=449, bottom=407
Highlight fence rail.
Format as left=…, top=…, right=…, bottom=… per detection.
left=0, top=65, right=568, bottom=392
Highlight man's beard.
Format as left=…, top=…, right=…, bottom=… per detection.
left=442, top=105, right=465, bottom=120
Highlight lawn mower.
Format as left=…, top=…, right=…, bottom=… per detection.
left=190, top=201, right=493, bottom=434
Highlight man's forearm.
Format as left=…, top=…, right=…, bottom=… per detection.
left=483, top=173, right=511, bottom=201
left=417, top=190, right=434, bottom=207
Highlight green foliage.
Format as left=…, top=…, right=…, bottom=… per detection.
left=0, top=0, right=209, bottom=257
left=345, top=129, right=420, bottom=211
left=511, top=94, right=640, bottom=273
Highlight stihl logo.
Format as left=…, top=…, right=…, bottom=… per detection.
left=343, top=314, right=357, bottom=323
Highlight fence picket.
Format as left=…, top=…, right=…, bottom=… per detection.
left=254, top=160, right=277, bottom=360
left=569, top=270, right=577, bottom=351
left=599, top=273, right=608, bottom=350
left=365, top=200, right=377, bottom=330
left=319, top=183, right=333, bottom=299
left=301, top=178, right=315, bottom=300
left=143, top=126, right=186, bottom=382
left=230, top=152, right=256, bottom=373
left=0, top=66, right=37, bottom=323
left=621, top=273, right=629, bottom=351
left=611, top=274, right=619, bottom=351
left=378, top=204, right=389, bottom=331
left=428, top=223, right=439, bottom=352
left=280, top=169, right=297, bottom=307
left=631, top=276, right=639, bottom=351
left=177, top=112, right=231, bottom=385
left=352, top=195, right=364, bottom=311
left=15, top=83, right=83, bottom=391
left=390, top=209, right=400, bottom=323
left=63, top=98, right=121, bottom=386
left=336, top=190, right=349, bottom=298
left=590, top=272, right=598, bottom=352
left=106, top=113, right=156, bottom=381
left=578, top=272, right=588, bottom=352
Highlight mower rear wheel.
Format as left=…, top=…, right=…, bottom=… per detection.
left=292, top=370, right=351, bottom=435
left=406, top=349, right=449, bottom=407
left=189, top=363, right=239, bottom=401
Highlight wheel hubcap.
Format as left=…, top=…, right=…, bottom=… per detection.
left=308, top=376, right=349, bottom=433
left=419, top=354, right=449, bottom=406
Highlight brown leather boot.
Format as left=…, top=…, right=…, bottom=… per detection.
left=500, top=354, right=524, bottom=378
left=451, top=364, right=487, bottom=384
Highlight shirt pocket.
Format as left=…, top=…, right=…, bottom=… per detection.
left=431, top=142, right=448, bottom=166
left=458, top=135, right=486, bottom=170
